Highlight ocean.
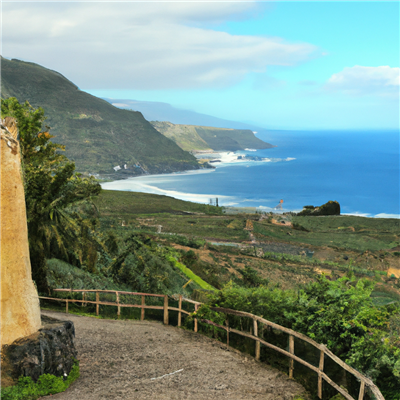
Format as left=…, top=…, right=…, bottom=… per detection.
left=102, top=129, right=400, bottom=218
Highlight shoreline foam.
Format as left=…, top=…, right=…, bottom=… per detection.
left=195, top=150, right=296, bottom=165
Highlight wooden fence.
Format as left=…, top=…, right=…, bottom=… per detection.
left=39, top=289, right=384, bottom=400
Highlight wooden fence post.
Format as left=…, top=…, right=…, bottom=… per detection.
left=96, top=291, right=99, bottom=316
left=194, top=304, right=198, bottom=332
left=254, top=319, right=260, bottom=361
left=82, top=292, right=86, bottom=307
left=178, top=295, right=182, bottom=327
left=318, top=348, right=325, bottom=399
left=65, top=299, right=69, bottom=314
left=141, top=295, right=145, bottom=321
left=289, top=335, right=294, bottom=378
left=163, top=295, right=169, bottom=325
left=226, top=319, right=229, bottom=346
left=358, top=380, right=365, bottom=400
left=116, top=291, right=120, bottom=318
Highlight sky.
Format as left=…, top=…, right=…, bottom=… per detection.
left=1, top=0, right=399, bottom=130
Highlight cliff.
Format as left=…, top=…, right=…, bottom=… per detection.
left=152, top=121, right=274, bottom=152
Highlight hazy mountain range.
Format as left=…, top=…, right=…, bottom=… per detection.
left=104, top=98, right=263, bottom=131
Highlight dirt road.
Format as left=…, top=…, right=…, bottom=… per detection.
left=42, top=311, right=309, bottom=400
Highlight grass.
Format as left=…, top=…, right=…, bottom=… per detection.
left=148, top=214, right=248, bottom=242
left=166, top=254, right=215, bottom=291
left=94, top=189, right=223, bottom=216
left=254, top=216, right=399, bottom=251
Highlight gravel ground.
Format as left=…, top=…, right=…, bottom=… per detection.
left=41, top=311, right=309, bottom=400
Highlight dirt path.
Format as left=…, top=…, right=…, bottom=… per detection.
left=42, top=311, right=309, bottom=400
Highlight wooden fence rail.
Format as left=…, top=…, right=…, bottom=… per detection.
left=39, top=289, right=384, bottom=400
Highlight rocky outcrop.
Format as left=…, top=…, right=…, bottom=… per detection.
left=1, top=118, right=41, bottom=347
left=297, top=201, right=341, bottom=216
left=1, top=314, right=77, bottom=386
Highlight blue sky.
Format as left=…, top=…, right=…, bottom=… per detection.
left=2, top=1, right=399, bottom=130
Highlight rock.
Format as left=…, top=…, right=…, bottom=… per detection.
left=297, top=201, right=340, bottom=216
left=1, top=314, right=77, bottom=386
left=214, top=384, right=228, bottom=390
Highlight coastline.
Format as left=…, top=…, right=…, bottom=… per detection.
left=101, top=173, right=400, bottom=219
left=100, top=150, right=297, bottom=209
left=101, top=135, right=399, bottom=220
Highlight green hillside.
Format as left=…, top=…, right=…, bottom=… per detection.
left=0, top=57, right=200, bottom=176
left=151, top=121, right=212, bottom=151
left=152, top=121, right=274, bottom=152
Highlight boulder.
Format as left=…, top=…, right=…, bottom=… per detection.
left=1, top=314, right=77, bottom=387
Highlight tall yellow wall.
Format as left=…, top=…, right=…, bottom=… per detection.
left=1, top=121, right=41, bottom=346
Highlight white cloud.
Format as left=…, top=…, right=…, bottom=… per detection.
left=325, top=65, right=400, bottom=97
left=2, top=2, right=319, bottom=90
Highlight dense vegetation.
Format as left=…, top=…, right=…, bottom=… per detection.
left=195, top=277, right=400, bottom=399
left=1, top=57, right=200, bottom=176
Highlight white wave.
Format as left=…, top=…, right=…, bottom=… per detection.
left=374, top=213, right=400, bottom=219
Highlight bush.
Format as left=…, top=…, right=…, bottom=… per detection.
left=1, top=359, right=79, bottom=400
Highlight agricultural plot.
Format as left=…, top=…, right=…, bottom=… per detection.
left=92, top=190, right=399, bottom=305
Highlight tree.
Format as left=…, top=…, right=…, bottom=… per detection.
left=1, top=98, right=101, bottom=293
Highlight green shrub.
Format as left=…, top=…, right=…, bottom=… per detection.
left=240, top=265, right=269, bottom=288
left=1, top=359, right=79, bottom=400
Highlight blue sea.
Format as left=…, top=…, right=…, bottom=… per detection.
left=102, top=129, right=400, bottom=218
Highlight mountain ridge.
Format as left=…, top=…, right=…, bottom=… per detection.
left=1, top=57, right=200, bottom=177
